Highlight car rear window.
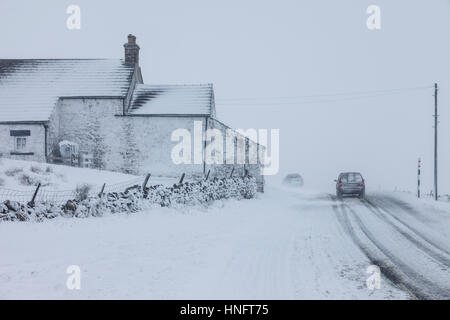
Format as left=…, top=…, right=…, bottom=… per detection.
left=347, top=173, right=362, bottom=183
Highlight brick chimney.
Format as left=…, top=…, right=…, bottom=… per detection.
left=124, top=34, right=140, bottom=65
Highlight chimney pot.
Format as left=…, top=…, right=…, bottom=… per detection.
left=124, top=34, right=140, bottom=65
left=128, top=34, right=136, bottom=44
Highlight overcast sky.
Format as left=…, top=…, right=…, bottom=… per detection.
left=1, top=0, right=449, bottom=194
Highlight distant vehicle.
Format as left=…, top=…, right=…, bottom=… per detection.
left=335, top=172, right=365, bottom=199
left=283, top=173, right=304, bottom=187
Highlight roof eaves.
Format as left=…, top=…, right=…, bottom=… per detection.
left=58, top=95, right=125, bottom=100
left=0, top=120, right=48, bottom=125
left=116, top=113, right=211, bottom=118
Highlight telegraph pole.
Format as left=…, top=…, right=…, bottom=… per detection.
left=417, top=158, right=421, bottom=198
left=433, top=83, right=438, bottom=201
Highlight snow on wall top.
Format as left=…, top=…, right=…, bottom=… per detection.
left=129, top=84, right=214, bottom=116
left=0, top=59, right=134, bottom=122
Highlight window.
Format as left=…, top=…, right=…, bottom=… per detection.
left=340, top=173, right=362, bottom=183
left=9, top=130, right=32, bottom=156
left=348, top=173, right=363, bottom=183
left=15, top=137, right=27, bottom=151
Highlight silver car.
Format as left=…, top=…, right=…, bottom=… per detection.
left=335, top=172, right=365, bottom=199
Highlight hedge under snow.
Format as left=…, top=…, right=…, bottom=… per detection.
left=0, top=176, right=258, bottom=222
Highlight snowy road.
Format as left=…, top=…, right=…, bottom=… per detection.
left=331, top=194, right=450, bottom=299
left=0, top=186, right=449, bottom=299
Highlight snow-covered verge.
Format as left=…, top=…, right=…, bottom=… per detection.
left=389, top=191, right=450, bottom=235
left=0, top=158, right=143, bottom=190
left=393, top=190, right=450, bottom=207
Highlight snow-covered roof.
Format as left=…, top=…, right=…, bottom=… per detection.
left=129, top=84, right=214, bottom=116
left=0, top=59, right=134, bottom=122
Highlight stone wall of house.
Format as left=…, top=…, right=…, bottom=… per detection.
left=49, top=98, right=124, bottom=170
left=0, top=123, right=46, bottom=162
left=116, top=115, right=207, bottom=177
left=207, top=118, right=265, bottom=192
left=50, top=98, right=207, bottom=177
left=45, top=98, right=264, bottom=191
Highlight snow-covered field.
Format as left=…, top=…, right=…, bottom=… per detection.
left=0, top=159, right=180, bottom=205
left=0, top=159, right=181, bottom=191
left=0, top=158, right=141, bottom=191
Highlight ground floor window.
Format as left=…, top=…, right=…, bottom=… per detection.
left=9, top=129, right=33, bottom=156
left=15, top=136, right=27, bottom=151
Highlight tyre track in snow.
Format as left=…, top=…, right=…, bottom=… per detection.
left=330, top=194, right=450, bottom=299
left=366, top=196, right=450, bottom=257
left=330, top=197, right=420, bottom=299
left=345, top=203, right=450, bottom=299
left=362, top=198, right=450, bottom=268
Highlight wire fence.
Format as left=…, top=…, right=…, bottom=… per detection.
left=393, top=189, right=450, bottom=202
left=0, top=175, right=150, bottom=205
left=0, top=167, right=252, bottom=207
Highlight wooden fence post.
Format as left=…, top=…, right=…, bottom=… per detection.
left=98, top=183, right=106, bottom=197
left=205, top=169, right=210, bottom=181
left=179, top=173, right=185, bottom=184
left=28, top=183, right=41, bottom=207
left=142, top=173, right=151, bottom=190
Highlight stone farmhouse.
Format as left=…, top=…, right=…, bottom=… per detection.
left=0, top=35, right=264, bottom=190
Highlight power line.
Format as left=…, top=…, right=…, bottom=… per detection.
left=434, top=83, right=438, bottom=201
left=217, top=85, right=432, bottom=101
left=217, top=90, right=432, bottom=106
left=216, top=85, right=433, bottom=106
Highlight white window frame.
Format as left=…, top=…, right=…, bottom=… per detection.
left=15, top=136, right=27, bottom=152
